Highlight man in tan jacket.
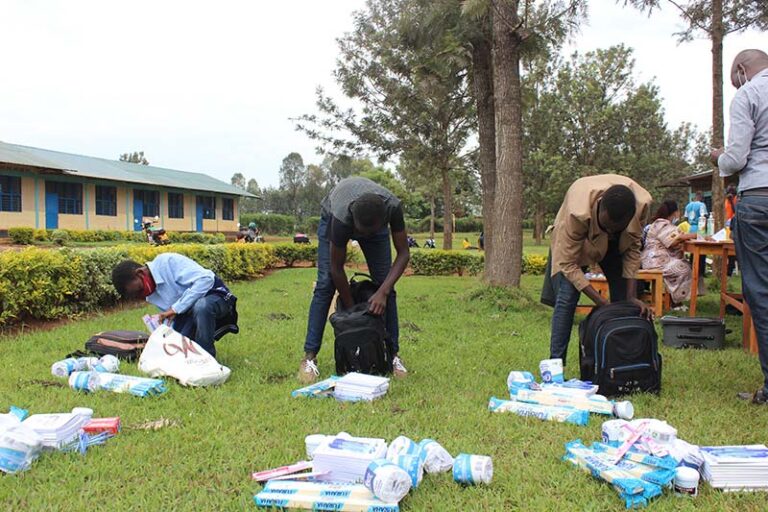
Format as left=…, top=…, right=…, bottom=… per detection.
left=542, top=174, right=653, bottom=364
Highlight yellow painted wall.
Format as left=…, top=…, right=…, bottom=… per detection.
left=0, top=176, right=37, bottom=229
left=57, top=213, right=86, bottom=230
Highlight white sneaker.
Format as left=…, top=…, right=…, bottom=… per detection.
left=298, top=356, right=320, bottom=384
left=392, top=356, right=408, bottom=378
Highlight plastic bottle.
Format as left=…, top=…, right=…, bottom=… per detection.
left=698, top=216, right=707, bottom=236
left=707, top=215, right=715, bottom=237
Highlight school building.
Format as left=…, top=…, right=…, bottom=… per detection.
left=0, top=141, right=255, bottom=234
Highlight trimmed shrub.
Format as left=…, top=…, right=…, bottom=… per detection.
left=167, top=232, right=226, bottom=244
left=8, top=227, right=34, bottom=245
left=33, top=229, right=50, bottom=241
left=273, top=243, right=318, bottom=268
left=522, top=254, right=548, bottom=275
left=239, top=213, right=296, bottom=235
left=0, top=243, right=277, bottom=327
left=409, top=250, right=484, bottom=276
left=51, top=229, right=70, bottom=246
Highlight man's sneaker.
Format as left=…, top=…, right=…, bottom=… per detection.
left=298, top=355, right=320, bottom=384
left=392, top=355, right=408, bottom=378
left=737, top=388, right=768, bottom=405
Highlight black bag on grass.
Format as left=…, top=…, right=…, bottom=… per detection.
left=85, top=330, right=149, bottom=361
left=330, top=274, right=392, bottom=376
left=578, top=301, right=662, bottom=397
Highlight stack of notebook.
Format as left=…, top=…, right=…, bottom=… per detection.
left=22, top=412, right=90, bottom=450
left=334, top=373, right=390, bottom=402
left=701, top=445, right=768, bottom=491
left=312, top=433, right=387, bottom=483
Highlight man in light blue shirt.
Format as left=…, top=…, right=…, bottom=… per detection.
left=712, top=49, right=768, bottom=405
left=684, top=192, right=708, bottom=234
left=111, top=253, right=238, bottom=357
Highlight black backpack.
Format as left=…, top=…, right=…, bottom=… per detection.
left=578, top=301, right=662, bottom=397
left=330, top=274, right=392, bottom=376
left=85, top=330, right=149, bottom=361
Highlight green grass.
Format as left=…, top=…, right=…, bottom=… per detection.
left=1, top=270, right=765, bottom=511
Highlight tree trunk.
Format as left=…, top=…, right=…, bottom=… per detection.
left=711, top=0, right=725, bottom=281
left=488, top=1, right=524, bottom=287
left=441, top=167, right=453, bottom=250
left=534, top=202, right=544, bottom=245
left=429, top=195, right=436, bottom=240
left=472, top=35, right=497, bottom=280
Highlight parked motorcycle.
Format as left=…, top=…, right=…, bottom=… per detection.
left=143, top=218, right=170, bottom=246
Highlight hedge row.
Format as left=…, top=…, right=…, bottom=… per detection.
left=8, top=227, right=225, bottom=245
left=238, top=213, right=485, bottom=235
left=0, top=244, right=276, bottom=326
left=409, top=250, right=547, bottom=277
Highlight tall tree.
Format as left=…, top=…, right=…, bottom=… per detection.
left=119, top=151, right=149, bottom=165
left=231, top=172, right=246, bottom=189
left=279, top=152, right=306, bottom=218
left=622, top=0, right=768, bottom=231
left=296, top=0, right=475, bottom=249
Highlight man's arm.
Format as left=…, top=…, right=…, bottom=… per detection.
left=718, top=92, right=756, bottom=176
left=330, top=244, right=354, bottom=310
left=168, top=254, right=215, bottom=315
left=368, top=229, right=410, bottom=316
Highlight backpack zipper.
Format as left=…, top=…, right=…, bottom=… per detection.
left=610, top=363, right=651, bottom=379
left=592, top=317, right=645, bottom=375
left=599, top=318, right=656, bottom=371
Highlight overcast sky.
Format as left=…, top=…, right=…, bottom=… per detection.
left=0, top=0, right=764, bottom=188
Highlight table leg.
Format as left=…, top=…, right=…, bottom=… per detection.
left=719, top=248, right=728, bottom=319
left=689, top=247, right=700, bottom=317
left=654, top=277, right=663, bottom=317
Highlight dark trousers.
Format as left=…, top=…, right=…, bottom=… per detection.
left=549, top=240, right=627, bottom=363
left=733, top=196, right=768, bottom=393
left=175, top=295, right=232, bottom=357
left=304, top=215, right=399, bottom=356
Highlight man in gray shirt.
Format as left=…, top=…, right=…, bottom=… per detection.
left=713, top=49, right=768, bottom=405
left=299, top=177, right=411, bottom=383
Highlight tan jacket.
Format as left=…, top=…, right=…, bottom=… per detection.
left=550, top=174, right=652, bottom=292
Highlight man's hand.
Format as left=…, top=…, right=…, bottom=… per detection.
left=368, top=289, right=388, bottom=316
left=158, top=308, right=177, bottom=324
left=710, top=147, right=724, bottom=164
left=630, top=298, right=653, bottom=320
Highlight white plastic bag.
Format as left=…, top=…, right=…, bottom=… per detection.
left=138, top=325, right=231, bottom=386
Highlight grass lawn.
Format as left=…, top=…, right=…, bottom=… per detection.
left=1, top=269, right=766, bottom=511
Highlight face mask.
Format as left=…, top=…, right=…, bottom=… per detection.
left=736, top=68, right=747, bottom=88
left=140, top=272, right=156, bottom=297
left=671, top=216, right=680, bottom=225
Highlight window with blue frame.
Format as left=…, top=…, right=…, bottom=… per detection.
left=222, top=198, right=234, bottom=220
left=197, top=195, right=216, bottom=219
left=168, top=192, right=184, bottom=219
left=0, top=175, right=22, bottom=212
left=47, top=182, right=83, bottom=214
left=135, top=190, right=159, bottom=217
left=95, top=185, right=117, bottom=216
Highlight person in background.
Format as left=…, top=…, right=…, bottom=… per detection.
left=711, top=49, right=768, bottom=405
left=541, top=174, right=653, bottom=365
left=724, top=185, right=738, bottom=275
left=641, top=200, right=698, bottom=305
left=299, top=176, right=410, bottom=383
left=111, top=253, right=238, bottom=357
left=684, top=191, right=709, bottom=294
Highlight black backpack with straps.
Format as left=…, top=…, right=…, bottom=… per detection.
left=330, top=273, right=392, bottom=376
left=578, top=301, right=662, bottom=397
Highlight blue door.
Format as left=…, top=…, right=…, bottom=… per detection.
left=45, top=192, right=59, bottom=229
left=133, top=198, right=143, bottom=231
left=196, top=199, right=204, bottom=232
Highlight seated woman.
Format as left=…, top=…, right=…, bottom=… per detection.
left=641, top=200, right=697, bottom=304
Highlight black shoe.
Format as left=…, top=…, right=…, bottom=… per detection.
left=737, top=389, right=768, bottom=405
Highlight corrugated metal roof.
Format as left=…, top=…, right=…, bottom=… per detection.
left=0, top=140, right=256, bottom=197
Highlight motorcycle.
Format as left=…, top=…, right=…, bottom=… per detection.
left=143, top=218, right=170, bottom=246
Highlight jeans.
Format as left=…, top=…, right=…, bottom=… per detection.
left=549, top=240, right=628, bottom=363
left=189, top=294, right=231, bottom=357
left=733, top=195, right=768, bottom=393
left=304, top=215, right=399, bottom=356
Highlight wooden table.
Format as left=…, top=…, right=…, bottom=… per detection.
left=717, top=242, right=758, bottom=354
left=575, top=269, right=666, bottom=317
left=684, top=240, right=732, bottom=317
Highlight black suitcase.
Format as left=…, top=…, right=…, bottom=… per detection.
left=660, top=316, right=725, bottom=349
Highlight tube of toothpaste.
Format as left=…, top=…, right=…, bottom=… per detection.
left=564, top=455, right=649, bottom=509
left=488, top=397, right=589, bottom=426
left=591, top=442, right=677, bottom=471
left=541, top=379, right=599, bottom=396
left=513, top=389, right=634, bottom=420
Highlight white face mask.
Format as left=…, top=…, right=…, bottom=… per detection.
left=736, top=68, right=748, bottom=89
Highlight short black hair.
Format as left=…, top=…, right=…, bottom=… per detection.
left=351, top=193, right=386, bottom=230
left=111, top=259, right=142, bottom=297
left=601, top=185, right=636, bottom=225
